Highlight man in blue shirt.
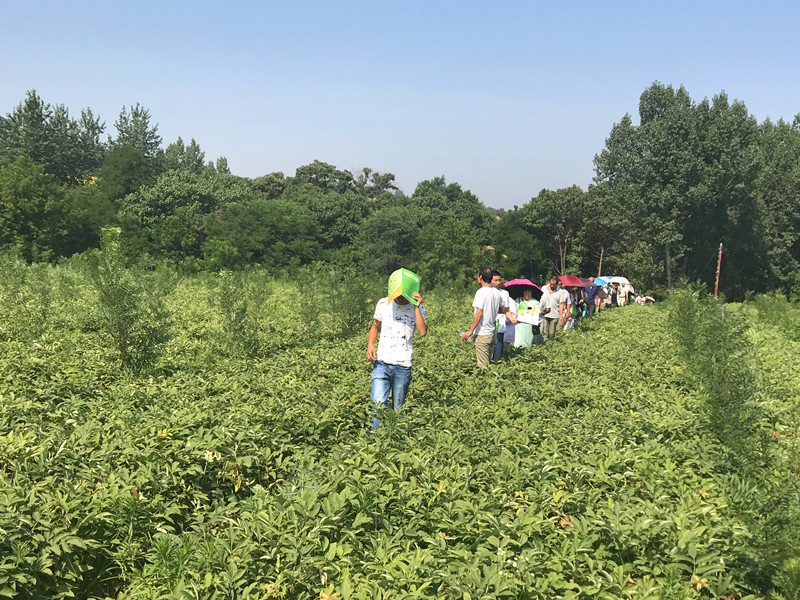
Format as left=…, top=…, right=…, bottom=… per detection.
left=583, top=276, right=598, bottom=317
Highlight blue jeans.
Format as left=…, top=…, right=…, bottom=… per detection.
left=492, top=332, right=505, bottom=360
left=370, top=361, right=412, bottom=429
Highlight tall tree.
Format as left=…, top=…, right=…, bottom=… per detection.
left=412, top=210, right=483, bottom=288
left=213, top=157, right=231, bottom=174
left=354, top=167, right=399, bottom=195
left=594, top=83, right=767, bottom=297
left=96, top=145, right=154, bottom=204
left=683, top=93, right=765, bottom=297
left=0, top=90, right=51, bottom=169
left=293, top=160, right=354, bottom=194
left=519, top=185, right=588, bottom=275
left=410, top=176, right=494, bottom=243
left=109, top=103, right=162, bottom=160
left=118, top=170, right=252, bottom=260
left=162, top=137, right=206, bottom=173
left=490, top=209, right=547, bottom=281
left=284, top=184, right=373, bottom=249
left=356, top=205, right=421, bottom=275
left=0, top=90, right=106, bottom=184
left=203, top=197, right=320, bottom=270
left=755, top=117, right=800, bottom=294
left=252, top=172, right=286, bottom=199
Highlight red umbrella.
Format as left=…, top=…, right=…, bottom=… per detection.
left=504, top=278, right=542, bottom=301
left=558, top=275, right=585, bottom=287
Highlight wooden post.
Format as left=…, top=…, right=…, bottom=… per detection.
left=666, top=243, right=673, bottom=296
left=597, top=246, right=604, bottom=277
left=714, top=243, right=723, bottom=299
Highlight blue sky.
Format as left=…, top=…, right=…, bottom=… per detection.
left=2, top=1, right=799, bottom=209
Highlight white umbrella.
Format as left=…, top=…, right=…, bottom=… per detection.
left=610, top=276, right=630, bottom=285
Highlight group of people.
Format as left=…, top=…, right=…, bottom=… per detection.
left=364, top=267, right=650, bottom=428
left=460, top=270, right=648, bottom=366
left=518, top=275, right=645, bottom=348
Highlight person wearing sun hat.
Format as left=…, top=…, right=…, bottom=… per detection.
left=366, top=268, right=427, bottom=430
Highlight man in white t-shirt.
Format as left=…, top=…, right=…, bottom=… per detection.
left=461, top=267, right=517, bottom=368
left=366, top=286, right=427, bottom=430
left=539, top=276, right=563, bottom=342
left=557, top=281, right=571, bottom=331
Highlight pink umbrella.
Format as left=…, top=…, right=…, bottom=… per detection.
left=504, top=278, right=542, bottom=301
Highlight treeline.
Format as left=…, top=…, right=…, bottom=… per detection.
left=1, top=84, right=800, bottom=299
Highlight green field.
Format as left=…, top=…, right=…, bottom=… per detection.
left=1, top=257, right=799, bottom=599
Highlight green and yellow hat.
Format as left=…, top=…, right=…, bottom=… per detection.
left=387, top=268, right=421, bottom=305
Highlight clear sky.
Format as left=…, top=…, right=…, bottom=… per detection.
left=2, top=1, right=799, bottom=209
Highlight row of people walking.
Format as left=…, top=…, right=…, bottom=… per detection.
left=462, top=269, right=646, bottom=368
left=365, top=267, right=647, bottom=429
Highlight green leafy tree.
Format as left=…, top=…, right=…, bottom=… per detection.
left=47, top=105, right=106, bottom=185
left=0, top=156, right=67, bottom=260
left=412, top=211, right=483, bottom=288
left=293, top=160, right=354, bottom=194
left=118, top=170, right=253, bottom=260
left=202, top=197, right=320, bottom=270
left=213, top=156, right=231, bottom=174
left=0, top=90, right=106, bottom=184
left=355, top=167, right=399, bottom=195
left=490, top=209, right=547, bottom=281
left=519, top=185, right=588, bottom=275
left=410, top=176, right=494, bottom=243
left=284, top=184, right=373, bottom=249
left=595, top=84, right=701, bottom=293
left=682, top=93, right=766, bottom=297
left=756, top=117, right=800, bottom=292
left=61, top=183, right=117, bottom=255
left=96, top=145, right=155, bottom=204
left=356, top=205, right=421, bottom=275
left=594, top=83, right=770, bottom=298
left=579, top=185, right=617, bottom=278
left=252, top=171, right=286, bottom=199
left=0, top=91, right=50, bottom=166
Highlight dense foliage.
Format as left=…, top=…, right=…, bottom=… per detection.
left=0, top=257, right=798, bottom=599
left=2, top=85, right=800, bottom=298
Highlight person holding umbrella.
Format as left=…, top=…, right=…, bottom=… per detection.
left=503, top=278, right=542, bottom=348
left=513, top=287, right=539, bottom=348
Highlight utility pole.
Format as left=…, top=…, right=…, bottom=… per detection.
left=714, top=243, right=723, bottom=299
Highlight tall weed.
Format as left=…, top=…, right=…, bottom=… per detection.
left=213, top=270, right=266, bottom=358
left=88, top=227, right=171, bottom=373
left=669, top=289, right=800, bottom=595
left=669, top=288, right=762, bottom=461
